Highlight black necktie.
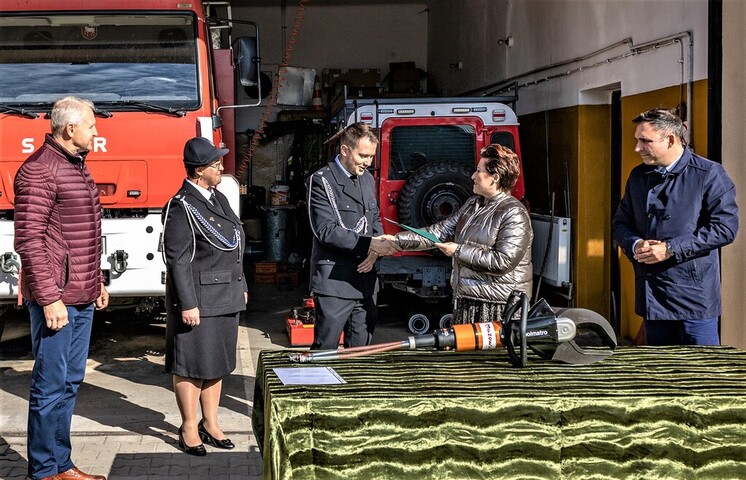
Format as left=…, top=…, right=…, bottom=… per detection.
left=209, top=190, right=225, bottom=214
left=351, top=175, right=361, bottom=195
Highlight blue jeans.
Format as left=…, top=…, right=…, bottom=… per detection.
left=644, top=317, right=720, bottom=346
left=26, top=301, right=95, bottom=480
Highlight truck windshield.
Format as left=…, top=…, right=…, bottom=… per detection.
left=0, top=13, right=199, bottom=109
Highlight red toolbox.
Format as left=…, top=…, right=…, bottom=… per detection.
left=286, top=297, right=343, bottom=346
left=286, top=318, right=344, bottom=347
left=286, top=317, right=317, bottom=346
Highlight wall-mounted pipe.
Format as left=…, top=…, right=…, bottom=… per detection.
left=461, top=32, right=695, bottom=145
left=459, top=38, right=633, bottom=97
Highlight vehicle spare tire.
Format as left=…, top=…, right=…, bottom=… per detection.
left=397, top=160, right=473, bottom=228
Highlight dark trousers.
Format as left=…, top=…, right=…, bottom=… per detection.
left=26, top=301, right=94, bottom=480
left=644, top=317, right=719, bottom=346
left=312, top=294, right=377, bottom=350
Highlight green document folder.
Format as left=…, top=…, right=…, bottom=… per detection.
left=384, top=217, right=440, bottom=243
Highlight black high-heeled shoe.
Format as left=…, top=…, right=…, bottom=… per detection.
left=198, top=420, right=235, bottom=449
left=178, top=426, right=207, bottom=456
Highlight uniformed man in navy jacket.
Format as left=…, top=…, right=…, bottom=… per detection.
left=306, top=123, right=398, bottom=350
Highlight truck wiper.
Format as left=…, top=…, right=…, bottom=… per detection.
left=103, top=100, right=186, bottom=117
left=0, top=104, right=39, bottom=119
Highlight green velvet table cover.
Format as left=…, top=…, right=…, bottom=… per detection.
left=252, top=347, right=746, bottom=479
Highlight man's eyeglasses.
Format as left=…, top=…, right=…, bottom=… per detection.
left=206, top=160, right=223, bottom=170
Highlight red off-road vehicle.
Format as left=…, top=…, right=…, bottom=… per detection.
left=330, top=94, right=525, bottom=333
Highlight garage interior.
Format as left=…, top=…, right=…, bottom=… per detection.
left=216, top=0, right=746, bottom=349
left=3, top=2, right=746, bottom=479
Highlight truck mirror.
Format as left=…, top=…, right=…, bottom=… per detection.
left=244, top=72, right=272, bottom=100
left=236, top=37, right=260, bottom=87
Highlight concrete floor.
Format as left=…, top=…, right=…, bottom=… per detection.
left=0, top=282, right=414, bottom=479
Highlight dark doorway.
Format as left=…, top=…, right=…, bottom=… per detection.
left=609, top=90, right=622, bottom=334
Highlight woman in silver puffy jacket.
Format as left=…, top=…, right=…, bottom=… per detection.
left=395, top=144, right=533, bottom=324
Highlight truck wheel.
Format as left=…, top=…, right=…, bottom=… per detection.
left=408, top=313, right=430, bottom=335
left=398, top=160, right=473, bottom=227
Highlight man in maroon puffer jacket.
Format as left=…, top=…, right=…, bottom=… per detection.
left=14, top=96, right=110, bottom=480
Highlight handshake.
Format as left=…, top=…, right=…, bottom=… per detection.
left=357, top=234, right=400, bottom=273
left=369, top=234, right=401, bottom=257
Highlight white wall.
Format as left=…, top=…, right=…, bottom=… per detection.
left=721, top=0, right=746, bottom=349
left=229, top=1, right=707, bottom=119
left=232, top=3, right=428, bottom=131
left=428, top=0, right=708, bottom=114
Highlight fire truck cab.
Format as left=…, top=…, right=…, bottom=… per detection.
left=0, top=0, right=260, bottom=313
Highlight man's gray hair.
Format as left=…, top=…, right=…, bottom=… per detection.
left=51, top=96, right=95, bottom=135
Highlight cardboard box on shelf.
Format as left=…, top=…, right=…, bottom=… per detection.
left=389, top=61, right=417, bottom=72
left=324, top=68, right=383, bottom=104
left=254, top=262, right=278, bottom=274
left=322, top=68, right=381, bottom=89
left=388, top=61, right=423, bottom=94
left=254, top=272, right=276, bottom=284
left=344, top=86, right=381, bottom=99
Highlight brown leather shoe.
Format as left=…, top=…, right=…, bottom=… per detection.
left=57, top=467, right=107, bottom=480
left=39, top=476, right=62, bottom=480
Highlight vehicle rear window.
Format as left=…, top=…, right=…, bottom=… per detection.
left=388, top=125, right=476, bottom=180
left=490, top=131, right=515, bottom=152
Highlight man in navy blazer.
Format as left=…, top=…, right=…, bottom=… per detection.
left=306, top=123, right=398, bottom=350
left=613, top=108, right=738, bottom=345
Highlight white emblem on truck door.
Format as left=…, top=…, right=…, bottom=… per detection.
left=20, top=137, right=107, bottom=153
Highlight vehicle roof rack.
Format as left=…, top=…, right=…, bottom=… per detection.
left=329, top=85, right=518, bottom=128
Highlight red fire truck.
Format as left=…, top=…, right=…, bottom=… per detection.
left=0, top=0, right=260, bottom=313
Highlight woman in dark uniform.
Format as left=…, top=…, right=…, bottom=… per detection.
left=162, top=137, right=248, bottom=456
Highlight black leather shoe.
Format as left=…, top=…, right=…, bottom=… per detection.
left=198, top=420, right=235, bottom=449
left=178, top=426, right=207, bottom=456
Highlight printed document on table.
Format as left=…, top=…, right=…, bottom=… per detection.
left=273, top=367, right=346, bottom=385
left=383, top=217, right=440, bottom=243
